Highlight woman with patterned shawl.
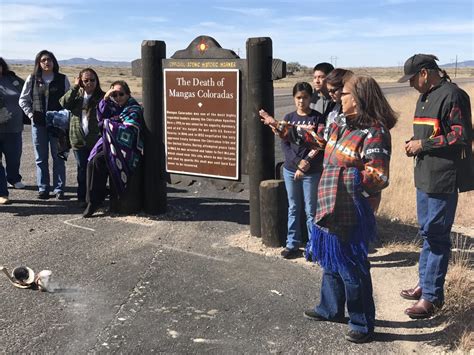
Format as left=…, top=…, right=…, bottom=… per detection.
left=83, top=80, right=144, bottom=218
left=259, top=74, right=398, bottom=344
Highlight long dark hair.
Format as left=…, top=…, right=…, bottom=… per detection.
left=326, top=68, right=354, bottom=88
left=347, top=75, right=398, bottom=130
left=0, top=57, right=11, bottom=76
left=110, top=80, right=131, bottom=95
left=33, top=50, right=60, bottom=77
left=292, top=82, right=313, bottom=97
left=79, top=68, right=104, bottom=98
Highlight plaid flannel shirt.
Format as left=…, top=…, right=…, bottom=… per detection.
left=279, top=118, right=391, bottom=229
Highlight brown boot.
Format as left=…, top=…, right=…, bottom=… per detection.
left=404, top=299, right=439, bottom=319
left=400, top=285, right=422, bottom=300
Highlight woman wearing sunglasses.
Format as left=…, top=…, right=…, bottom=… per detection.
left=324, top=69, right=353, bottom=131
left=60, top=68, right=104, bottom=207
left=19, top=50, right=70, bottom=200
left=82, top=80, right=144, bottom=218
left=260, top=74, right=397, bottom=343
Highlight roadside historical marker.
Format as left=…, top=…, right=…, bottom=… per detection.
left=164, top=69, right=239, bottom=180
left=142, top=35, right=280, bottom=236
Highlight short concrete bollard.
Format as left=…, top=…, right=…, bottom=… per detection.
left=259, top=179, right=287, bottom=247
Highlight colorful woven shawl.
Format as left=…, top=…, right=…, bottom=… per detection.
left=90, top=97, right=144, bottom=196
left=277, top=118, right=391, bottom=272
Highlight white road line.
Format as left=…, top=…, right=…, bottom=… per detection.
left=161, top=245, right=229, bottom=263
left=63, top=217, right=96, bottom=232
left=192, top=338, right=223, bottom=344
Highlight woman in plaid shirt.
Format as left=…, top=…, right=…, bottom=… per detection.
left=260, top=74, right=397, bottom=343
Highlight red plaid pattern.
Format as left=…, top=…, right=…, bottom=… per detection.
left=280, top=121, right=391, bottom=228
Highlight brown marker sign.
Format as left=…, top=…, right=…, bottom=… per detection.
left=164, top=69, right=239, bottom=180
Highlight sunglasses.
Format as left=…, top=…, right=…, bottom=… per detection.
left=340, top=92, right=352, bottom=96
left=82, top=79, right=96, bottom=83
left=328, top=87, right=342, bottom=94
left=111, top=91, right=126, bottom=98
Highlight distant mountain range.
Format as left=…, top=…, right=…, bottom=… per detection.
left=7, top=57, right=130, bottom=67
left=440, top=60, right=474, bottom=68
left=6, top=57, right=474, bottom=68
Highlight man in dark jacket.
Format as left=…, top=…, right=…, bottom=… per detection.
left=310, top=62, right=334, bottom=117
left=398, top=54, right=473, bottom=319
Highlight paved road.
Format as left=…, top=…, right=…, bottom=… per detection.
left=0, top=150, right=400, bottom=353
left=4, top=77, right=467, bottom=352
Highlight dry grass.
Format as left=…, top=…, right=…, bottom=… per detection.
left=459, top=331, right=474, bottom=352
left=378, top=241, right=420, bottom=253
left=442, top=233, right=474, bottom=351
left=275, top=67, right=474, bottom=88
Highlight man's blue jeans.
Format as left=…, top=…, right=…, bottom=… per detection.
left=316, top=261, right=375, bottom=334
left=416, top=189, right=458, bottom=305
left=283, top=167, right=320, bottom=250
left=73, top=148, right=91, bottom=201
left=31, top=125, right=65, bottom=193
left=0, top=132, right=23, bottom=196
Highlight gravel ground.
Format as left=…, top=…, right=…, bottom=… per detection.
left=0, top=126, right=407, bottom=353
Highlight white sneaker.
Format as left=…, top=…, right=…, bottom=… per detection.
left=8, top=181, right=26, bottom=189
left=0, top=196, right=11, bottom=204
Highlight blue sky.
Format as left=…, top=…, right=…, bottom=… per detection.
left=1, top=0, right=472, bottom=67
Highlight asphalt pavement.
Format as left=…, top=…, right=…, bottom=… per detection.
left=0, top=99, right=416, bottom=353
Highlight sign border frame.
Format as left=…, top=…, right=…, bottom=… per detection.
left=163, top=68, right=240, bottom=180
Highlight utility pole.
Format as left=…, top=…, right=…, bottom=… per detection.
left=330, top=56, right=338, bottom=67
left=455, top=55, right=458, bottom=78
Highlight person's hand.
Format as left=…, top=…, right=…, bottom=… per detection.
left=294, top=169, right=304, bottom=180
left=367, top=194, right=381, bottom=212
left=74, top=76, right=81, bottom=86
left=259, top=109, right=277, bottom=127
left=298, top=159, right=310, bottom=172
left=104, top=88, right=116, bottom=101
left=405, top=139, right=423, bottom=157
left=299, top=124, right=315, bottom=131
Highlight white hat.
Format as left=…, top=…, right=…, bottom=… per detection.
left=12, top=266, right=35, bottom=285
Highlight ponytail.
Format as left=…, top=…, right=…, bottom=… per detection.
left=440, top=69, right=451, bottom=82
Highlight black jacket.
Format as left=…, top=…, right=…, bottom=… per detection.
left=412, top=79, right=473, bottom=193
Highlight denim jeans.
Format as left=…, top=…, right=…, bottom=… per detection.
left=316, top=262, right=375, bottom=334
left=283, top=167, right=320, bottom=250
left=416, top=189, right=458, bottom=305
left=73, top=148, right=91, bottom=201
left=0, top=131, right=23, bottom=196
left=31, top=124, right=65, bottom=193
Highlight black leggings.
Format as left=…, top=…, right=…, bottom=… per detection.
left=86, top=150, right=115, bottom=205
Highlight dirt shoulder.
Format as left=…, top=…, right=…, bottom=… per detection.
left=227, top=230, right=471, bottom=353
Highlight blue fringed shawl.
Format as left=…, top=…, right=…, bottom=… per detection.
left=306, top=170, right=377, bottom=273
